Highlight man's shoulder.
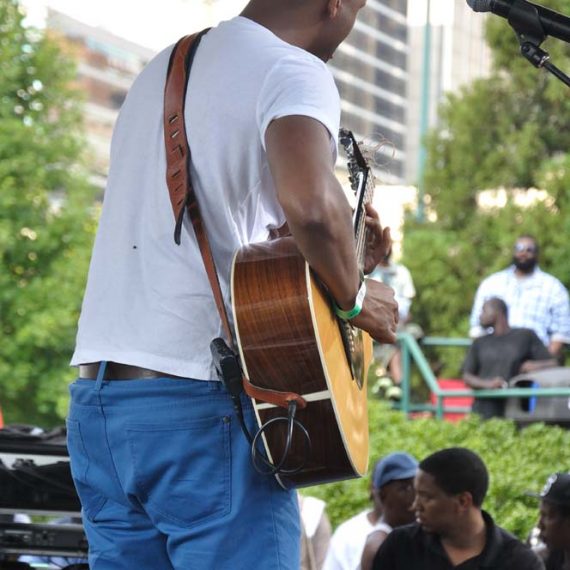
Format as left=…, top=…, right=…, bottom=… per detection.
left=535, top=268, right=568, bottom=289
left=509, top=327, right=538, bottom=339
left=481, top=267, right=512, bottom=285
left=471, top=332, right=503, bottom=349
left=393, top=263, right=412, bottom=277
left=331, top=510, right=371, bottom=537
left=373, top=523, right=425, bottom=565
left=494, top=525, right=544, bottom=568
left=383, top=522, right=422, bottom=544
left=213, top=17, right=331, bottom=75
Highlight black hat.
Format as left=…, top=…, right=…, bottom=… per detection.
left=533, top=473, right=570, bottom=506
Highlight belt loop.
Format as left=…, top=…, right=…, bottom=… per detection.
left=94, top=361, right=108, bottom=392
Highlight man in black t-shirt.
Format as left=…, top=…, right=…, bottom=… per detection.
left=372, top=448, right=544, bottom=570
left=463, top=297, right=557, bottom=418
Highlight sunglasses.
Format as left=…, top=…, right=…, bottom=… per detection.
left=514, top=243, right=537, bottom=254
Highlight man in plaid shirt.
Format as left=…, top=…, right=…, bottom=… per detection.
left=469, top=235, right=570, bottom=359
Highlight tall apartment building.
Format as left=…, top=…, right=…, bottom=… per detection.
left=406, top=0, right=492, bottom=184
left=29, top=1, right=235, bottom=183
left=46, top=10, right=154, bottom=183
left=40, top=2, right=411, bottom=187
left=330, top=0, right=409, bottom=184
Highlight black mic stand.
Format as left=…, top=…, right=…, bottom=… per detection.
left=508, top=0, right=570, bottom=88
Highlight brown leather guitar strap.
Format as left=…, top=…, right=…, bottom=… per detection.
left=163, top=34, right=306, bottom=411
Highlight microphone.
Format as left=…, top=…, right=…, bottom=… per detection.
left=467, top=0, right=570, bottom=44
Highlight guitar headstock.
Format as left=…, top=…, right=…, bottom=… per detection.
left=339, top=128, right=371, bottom=196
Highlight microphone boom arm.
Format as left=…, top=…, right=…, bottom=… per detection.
left=508, top=0, right=570, bottom=88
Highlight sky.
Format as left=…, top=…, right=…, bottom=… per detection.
left=22, top=0, right=249, bottom=50
left=22, top=0, right=454, bottom=51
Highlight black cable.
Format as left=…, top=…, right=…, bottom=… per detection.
left=230, top=396, right=255, bottom=446
left=250, top=401, right=312, bottom=477
left=210, top=338, right=312, bottom=479
left=230, top=395, right=311, bottom=477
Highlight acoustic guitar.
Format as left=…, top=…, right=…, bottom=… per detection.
left=231, top=129, right=375, bottom=488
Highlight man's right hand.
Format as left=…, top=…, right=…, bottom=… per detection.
left=351, top=279, right=398, bottom=344
left=489, top=376, right=508, bottom=389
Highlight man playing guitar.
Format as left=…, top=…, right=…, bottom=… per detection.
left=69, top=1, right=398, bottom=568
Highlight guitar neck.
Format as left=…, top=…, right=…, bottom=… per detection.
left=339, top=128, right=376, bottom=274
left=354, top=170, right=375, bottom=272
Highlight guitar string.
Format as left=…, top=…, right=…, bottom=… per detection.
left=355, top=174, right=375, bottom=272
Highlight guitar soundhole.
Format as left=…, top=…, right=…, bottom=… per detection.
left=339, top=320, right=366, bottom=390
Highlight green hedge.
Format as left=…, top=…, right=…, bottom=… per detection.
left=304, top=401, right=570, bottom=539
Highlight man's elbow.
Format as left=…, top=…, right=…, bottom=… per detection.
left=278, top=184, right=350, bottom=235
left=462, top=374, right=475, bottom=388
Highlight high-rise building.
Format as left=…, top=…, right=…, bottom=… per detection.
left=330, top=0, right=409, bottom=184
left=26, top=1, right=241, bottom=184
left=27, top=2, right=491, bottom=238
left=46, top=10, right=154, bottom=183
left=406, top=0, right=492, bottom=184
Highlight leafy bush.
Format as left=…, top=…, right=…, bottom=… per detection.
left=304, top=401, right=570, bottom=539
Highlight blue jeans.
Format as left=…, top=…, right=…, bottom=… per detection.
left=67, top=367, right=300, bottom=569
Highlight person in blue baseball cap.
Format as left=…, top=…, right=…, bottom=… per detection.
left=324, top=452, right=417, bottom=570
left=360, top=452, right=418, bottom=570
left=371, top=448, right=543, bottom=570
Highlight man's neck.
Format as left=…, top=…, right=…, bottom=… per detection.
left=492, top=319, right=510, bottom=336
left=514, top=266, right=536, bottom=279
left=240, top=5, right=317, bottom=57
left=440, top=511, right=486, bottom=566
left=367, top=508, right=382, bottom=526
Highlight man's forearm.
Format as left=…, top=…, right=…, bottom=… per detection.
left=463, top=373, right=492, bottom=390
left=522, top=359, right=558, bottom=372
left=265, top=115, right=398, bottom=345
left=284, top=174, right=360, bottom=309
left=266, top=116, right=361, bottom=309
left=548, top=340, right=564, bottom=358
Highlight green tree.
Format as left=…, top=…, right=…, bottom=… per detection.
left=0, top=0, right=96, bottom=426
left=402, top=0, right=570, bottom=372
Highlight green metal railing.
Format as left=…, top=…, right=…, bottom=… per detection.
left=396, top=332, right=570, bottom=420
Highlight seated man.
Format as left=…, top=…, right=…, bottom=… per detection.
left=463, top=297, right=557, bottom=419
left=372, top=447, right=544, bottom=569
left=323, top=452, right=417, bottom=570
left=534, top=472, right=570, bottom=570
left=469, top=235, right=570, bottom=360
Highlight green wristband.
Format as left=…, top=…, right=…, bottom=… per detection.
left=333, top=280, right=367, bottom=321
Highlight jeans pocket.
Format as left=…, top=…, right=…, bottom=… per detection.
left=66, top=419, right=107, bottom=521
left=66, top=419, right=88, bottom=482
left=126, top=414, right=231, bottom=528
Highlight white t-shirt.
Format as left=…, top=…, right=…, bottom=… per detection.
left=71, top=17, right=341, bottom=379
left=323, top=510, right=391, bottom=570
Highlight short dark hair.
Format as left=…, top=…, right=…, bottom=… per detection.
left=419, top=448, right=489, bottom=507
left=485, top=297, right=508, bottom=318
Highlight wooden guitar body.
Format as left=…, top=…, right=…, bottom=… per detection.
left=231, top=236, right=372, bottom=488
